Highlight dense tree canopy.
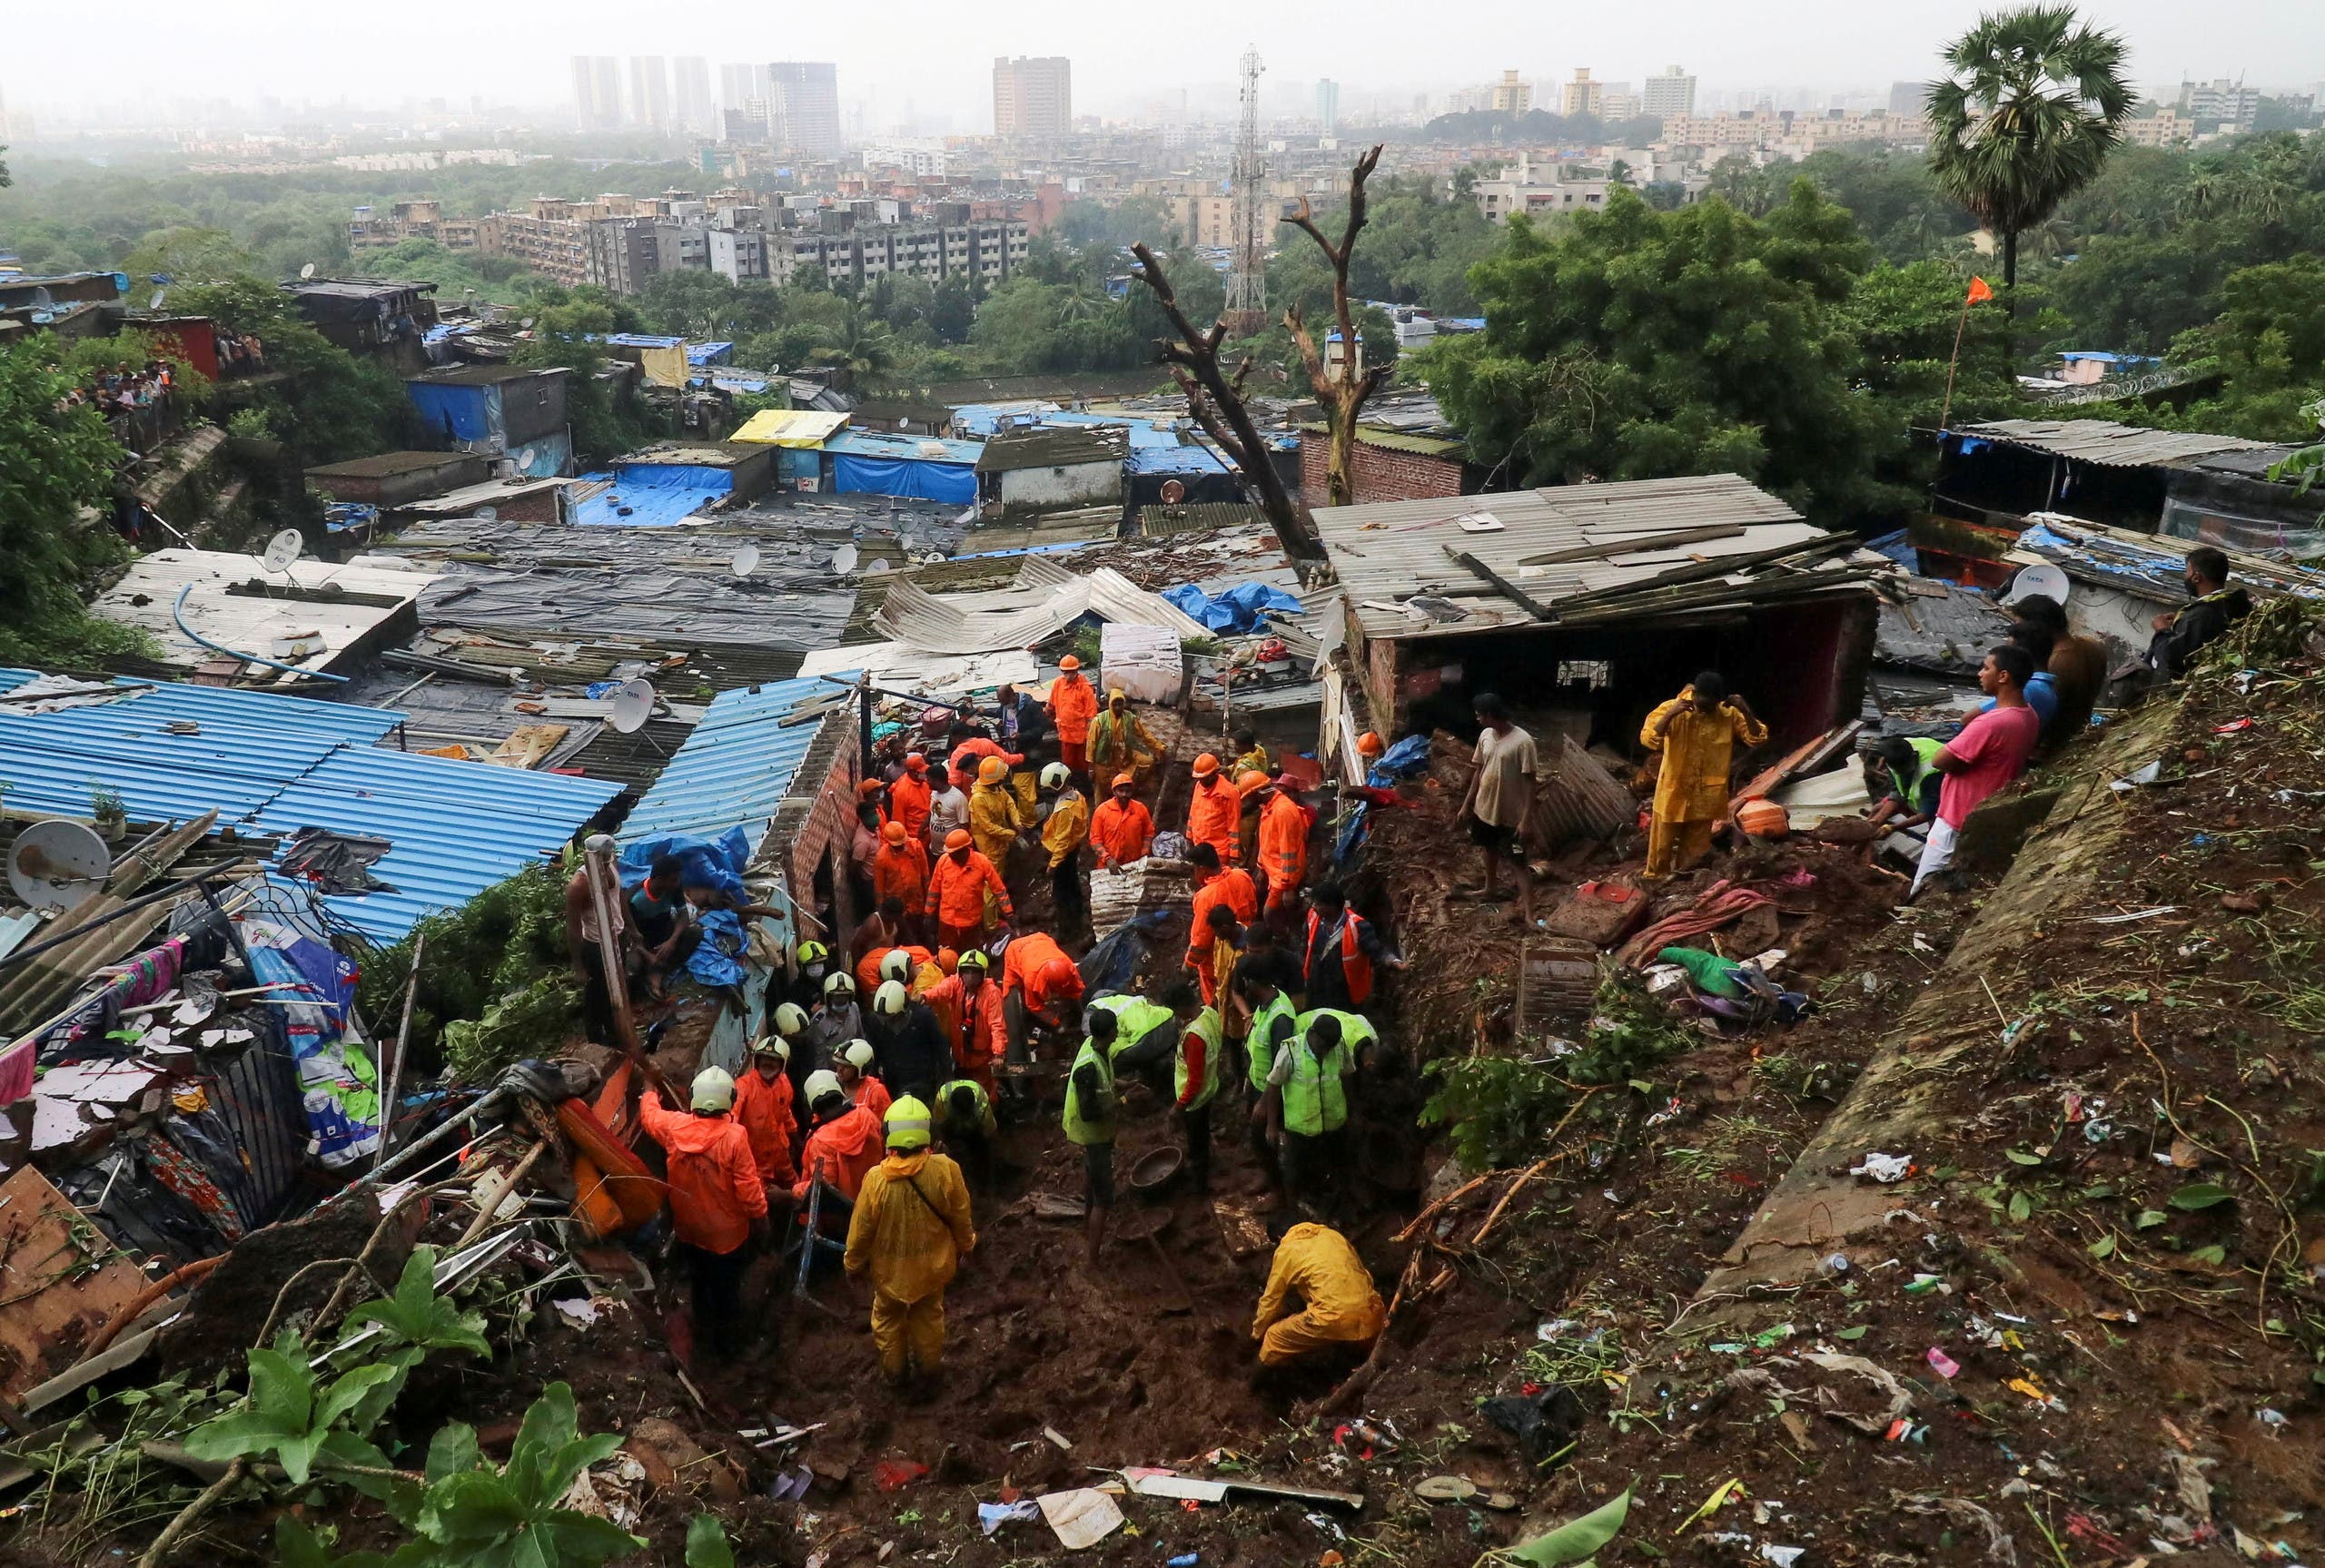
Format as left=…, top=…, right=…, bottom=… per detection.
left=0, top=338, right=151, bottom=666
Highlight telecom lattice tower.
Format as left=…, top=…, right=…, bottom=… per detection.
left=1223, top=47, right=1268, bottom=335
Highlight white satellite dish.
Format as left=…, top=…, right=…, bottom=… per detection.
left=2003, top=562, right=2072, bottom=607
left=520, top=316, right=536, bottom=330
left=608, top=677, right=656, bottom=734
left=300, top=262, right=317, bottom=281
left=9, top=819, right=113, bottom=912
left=864, top=557, right=891, bottom=575
left=261, top=528, right=305, bottom=574
left=476, top=505, right=498, bottom=522
left=149, top=288, right=167, bottom=311
left=830, top=542, right=859, bottom=576
left=730, top=544, right=760, bottom=577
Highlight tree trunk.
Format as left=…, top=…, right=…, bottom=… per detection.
left=2001, top=227, right=2020, bottom=379
left=1283, top=147, right=1393, bottom=513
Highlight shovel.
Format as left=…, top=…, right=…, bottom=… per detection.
left=1114, top=1207, right=1194, bottom=1316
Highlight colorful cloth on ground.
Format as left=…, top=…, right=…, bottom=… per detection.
left=239, top=915, right=378, bottom=1168
left=1616, top=881, right=1774, bottom=969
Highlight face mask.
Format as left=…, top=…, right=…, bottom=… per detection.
left=806, top=962, right=826, bottom=979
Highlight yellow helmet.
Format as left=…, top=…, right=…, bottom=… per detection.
left=884, top=1094, right=932, bottom=1150
left=796, top=940, right=829, bottom=966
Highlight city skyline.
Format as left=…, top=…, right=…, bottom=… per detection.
left=5, top=0, right=2320, bottom=132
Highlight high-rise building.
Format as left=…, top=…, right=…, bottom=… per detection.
left=2180, top=77, right=2260, bottom=132
left=1315, top=78, right=1341, bottom=134
left=768, top=62, right=842, bottom=156
left=628, top=57, right=670, bottom=132
left=993, top=56, right=1073, bottom=139
left=1887, top=80, right=1930, bottom=115
left=1644, top=65, right=1697, bottom=117
left=1491, top=70, right=1532, bottom=115
left=1562, top=68, right=1604, bottom=119
left=672, top=57, right=714, bottom=135
left=571, top=55, right=622, bottom=130
left=719, top=64, right=767, bottom=123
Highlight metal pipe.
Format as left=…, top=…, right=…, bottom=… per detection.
left=0, top=863, right=258, bottom=971
left=170, top=584, right=350, bottom=685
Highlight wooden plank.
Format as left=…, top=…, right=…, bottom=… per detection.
left=1444, top=547, right=1558, bottom=622
left=486, top=723, right=570, bottom=770
left=1516, top=524, right=1746, bottom=567
left=0, top=1167, right=152, bottom=1402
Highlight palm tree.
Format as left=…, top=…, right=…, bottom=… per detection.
left=810, top=304, right=896, bottom=390
left=1926, top=4, right=2132, bottom=301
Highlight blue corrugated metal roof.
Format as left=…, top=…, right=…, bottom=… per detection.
left=687, top=341, right=734, bottom=365
left=600, top=332, right=686, bottom=349
left=618, top=674, right=856, bottom=845
left=0, top=669, right=619, bottom=942
left=823, top=430, right=984, bottom=466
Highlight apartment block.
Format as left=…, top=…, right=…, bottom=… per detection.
left=994, top=55, right=1073, bottom=139
left=1642, top=66, right=1697, bottom=118
left=769, top=63, right=842, bottom=156
left=767, top=219, right=1029, bottom=289
left=349, top=200, right=482, bottom=252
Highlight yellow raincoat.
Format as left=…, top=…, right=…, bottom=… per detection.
left=1041, top=788, right=1090, bottom=870
left=1252, top=1222, right=1386, bottom=1366
left=968, top=781, right=1027, bottom=870
left=1639, top=686, right=1767, bottom=878
left=844, top=1149, right=977, bottom=1379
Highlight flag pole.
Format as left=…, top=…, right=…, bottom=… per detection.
left=1938, top=279, right=1984, bottom=434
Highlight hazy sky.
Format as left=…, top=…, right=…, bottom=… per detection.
left=14, top=0, right=2323, bottom=123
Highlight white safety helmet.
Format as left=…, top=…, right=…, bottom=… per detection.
left=1040, top=761, right=1069, bottom=790
left=803, top=1069, right=846, bottom=1112
left=750, top=1035, right=790, bottom=1064
left=873, top=980, right=909, bottom=1017
left=841, top=1039, right=877, bottom=1070
left=773, top=1001, right=809, bottom=1037
left=879, top=949, right=914, bottom=983
left=824, top=971, right=856, bottom=998
left=689, top=1066, right=736, bottom=1113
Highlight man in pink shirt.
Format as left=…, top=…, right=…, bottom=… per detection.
left=1913, top=645, right=2041, bottom=899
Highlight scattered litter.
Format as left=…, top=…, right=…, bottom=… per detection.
left=2083, top=905, right=2180, bottom=924
left=1850, top=1152, right=1912, bottom=1183
left=1925, top=1347, right=1961, bottom=1379
left=2254, top=1408, right=2288, bottom=1435
left=2212, top=718, right=2254, bottom=734
left=1044, top=1425, right=1076, bottom=1451
left=1036, top=1488, right=1125, bottom=1550
left=767, top=1464, right=814, bottom=1502
left=1763, top=1546, right=1806, bottom=1568
left=1904, top=1273, right=1949, bottom=1295
left=552, top=1297, right=603, bottom=1328
left=1305, top=1512, right=1349, bottom=1541
left=2111, top=759, right=2168, bottom=793
left=1482, top=1384, right=1586, bottom=1468
left=871, top=1459, right=929, bottom=1492
left=1674, top=1478, right=1747, bottom=1535
left=979, top=1500, right=1042, bottom=1536
left=1169, top=1557, right=1200, bottom=1567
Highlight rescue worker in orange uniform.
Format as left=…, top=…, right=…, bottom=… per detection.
left=1184, top=841, right=1259, bottom=1005
left=1046, top=654, right=1101, bottom=779
left=845, top=1096, right=976, bottom=1386
left=925, top=828, right=1013, bottom=952
left=793, top=1070, right=886, bottom=1207
left=1184, top=753, right=1241, bottom=864
left=1088, top=773, right=1155, bottom=870
left=836, top=1038, right=891, bottom=1122
left=734, top=1035, right=799, bottom=1194
left=887, top=754, right=934, bottom=844
left=871, top=822, right=931, bottom=925
left=638, top=1067, right=770, bottom=1358
left=1000, top=930, right=1084, bottom=1070
left=927, top=949, right=1005, bottom=1097
left=1252, top=771, right=1310, bottom=916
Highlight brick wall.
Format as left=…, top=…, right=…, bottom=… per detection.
left=1300, top=437, right=1467, bottom=506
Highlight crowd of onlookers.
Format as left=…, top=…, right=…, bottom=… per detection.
left=213, top=329, right=266, bottom=375
left=64, top=360, right=182, bottom=449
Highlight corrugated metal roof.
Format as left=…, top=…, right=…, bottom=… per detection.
left=825, top=430, right=985, bottom=466
left=1952, top=419, right=2271, bottom=468
left=618, top=675, right=856, bottom=844
left=1315, top=475, right=1828, bottom=642
left=0, top=669, right=619, bottom=942
left=976, top=425, right=1129, bottom=474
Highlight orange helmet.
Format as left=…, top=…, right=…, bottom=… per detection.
left=1357, top=731, right=1385, bottom=757
left=882, top=821, right=906, bottom=843
left=935, top=946, right=959, bottom=973
left=1236, top=769, right=1269, bottom=794
left=945, top=828, right=973, bottom=852
left=856, top=778, right=885, bottom=801
left=905, top=752, right=928, bottom=774
left=1039, top=956, right=1081, bottom=996
left=1192, top=753, right=1221, bottom=778
left=977, top=755, right=1008, bottom=784
left=1112, top=772, right=1136, bottom=790
left=1059, top=654, right=1081, bottom=671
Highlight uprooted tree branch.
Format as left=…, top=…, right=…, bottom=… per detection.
left=1129, top=241, right=1322, bottom=560
left=1282, top=143, right=1395, bottom=511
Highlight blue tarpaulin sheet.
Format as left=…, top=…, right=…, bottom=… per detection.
left=617, top=828, right=755, bottom=985
left=834, top=453, right=977, bottom=504
left=406, top=380, right=494, bottom=443
left=1162, top=581, right=1305, bottom=633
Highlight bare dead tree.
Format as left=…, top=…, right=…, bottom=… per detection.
left=1129, top=240, right=1322, bottom=560
left=1282, top=144, right=1394, bottom=511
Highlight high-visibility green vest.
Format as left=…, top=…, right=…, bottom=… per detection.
left=1281, top=1039, right=1351, bottom=1137
left=1247, top=991, right=1297, bottom=1091
left=1174, top=1007, right=1223, bottom=1110
left=1294, top=1008, right=1378, bottom=1056
left=936, top=1078, right=994, bottom=1135
left=1087, top=993, right=1173, bottom=1056
left=1889, top=737, right=1945, bottom=810
left=1063, top=1037, right=1115, bottom=1147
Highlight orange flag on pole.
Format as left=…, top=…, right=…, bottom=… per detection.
left=1965, top=276, right=1994, bottom=304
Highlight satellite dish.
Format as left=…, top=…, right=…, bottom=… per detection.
left=864, top=557, right=891, bottom=575
left=300, top=262, right=317, bottom=280
left=149, top=288, right=167, bottom=311
left=2003, top=562, right=2072, bottom=607
left=730, top=544, right=760, bottom=577
left=476, top=505, right=498, bottom=522
left=830, top=542, right=859, bottom=576
left=261, top=528, right=305, bottom=574
left=30, top=286, right=53, bottom=310
left=520, top=316, right=536, bottom=330
left=608, top=677, right=656, bottom=734
left=9, top=819, right=113, bottom=912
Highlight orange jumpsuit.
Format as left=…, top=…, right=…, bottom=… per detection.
left=1187, top=867, right=1260, bottom=1002
left=1001, top=931, right=1083, bottom=1021
left=871, top=839, right=930, bottom=912
left=1089, top=796, right=1155, bottom=867
left=1048, top=672, right=1100, bottom=771
left=638, top=1093, right=767, bottom=1255
left=1186, top=775, right=1241, bottom=864
left=887, top=772, right=933, bottom=843
left=857, top=943, right=935, bottom=996
left=793, top=1103, right=886, bottom=1205
left=925, top=849, right=1012, bottom=950
left=732, top=1067, right=798, bottom=1188
left=1258, top=792, right=1309, bottom=912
